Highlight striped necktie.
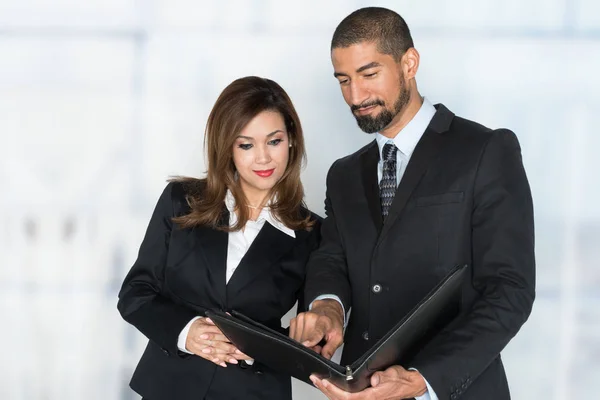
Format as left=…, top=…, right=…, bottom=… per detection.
left=380, top=142, right=397, bottom=219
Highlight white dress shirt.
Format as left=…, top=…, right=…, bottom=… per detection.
left=177, top=190, right=295, bottom=354
left=313, top=98, right=439, bottom=400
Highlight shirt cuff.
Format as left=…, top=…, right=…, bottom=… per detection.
left=409, top=368, right=438, bottom=400
left=309, top=294, right=348, bottom=327
left=177, top=316, right=202, bottom=354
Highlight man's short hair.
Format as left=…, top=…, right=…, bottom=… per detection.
left=331, top=7, right=414, bottom=61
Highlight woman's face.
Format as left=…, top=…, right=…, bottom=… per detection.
left=232, top=110, right=290, bottom=204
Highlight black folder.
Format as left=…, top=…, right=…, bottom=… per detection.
left=206, top=264, right=467, bottom=392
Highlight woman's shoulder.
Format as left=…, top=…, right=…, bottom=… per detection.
left=167, top=177, right=206, bottom=197
left=165, top=177, right=207, bottom=215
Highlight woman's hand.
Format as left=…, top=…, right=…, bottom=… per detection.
left=185, top=317, right=252, bottom=367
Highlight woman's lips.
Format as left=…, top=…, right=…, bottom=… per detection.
left=253, top=169, right=275, bottom=177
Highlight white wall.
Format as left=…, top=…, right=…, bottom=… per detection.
left=1, top=1, right=599, bottom=399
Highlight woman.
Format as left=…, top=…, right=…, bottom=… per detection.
left=117, top=76, right=321, bottom=400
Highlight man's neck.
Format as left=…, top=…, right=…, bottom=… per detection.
left=379, top=93, right=423, bottom=139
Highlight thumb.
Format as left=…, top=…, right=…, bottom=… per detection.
left=371, top=371, right=383, bottom=387
left=371, top=369, right=397, bottom=387
left=321, top=340, right=337, bottom=359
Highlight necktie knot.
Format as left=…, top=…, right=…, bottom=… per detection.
left=383, top=142, right=397, bottom=162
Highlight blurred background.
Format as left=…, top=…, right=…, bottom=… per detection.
left=1, top=0, right=599, bottom=399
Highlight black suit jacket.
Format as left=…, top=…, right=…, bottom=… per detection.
left=118, top=181, right=321, bottom=400
left=305, top=104, right=535, bottom=400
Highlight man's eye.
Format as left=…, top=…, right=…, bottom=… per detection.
left=238, top=143, right=253, bottom=150
left=365, top=72, right=377, bottom=78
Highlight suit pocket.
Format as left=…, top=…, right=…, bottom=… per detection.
left=415, top=192, right=464, bottom=207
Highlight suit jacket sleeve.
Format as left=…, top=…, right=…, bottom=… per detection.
left=117, top=182, right=199, bottom=356
left=411, top=129, right=535, bottom=398
left=295, top=217, right=323, bottom=315
left=304, top=160, right=352, bottom=312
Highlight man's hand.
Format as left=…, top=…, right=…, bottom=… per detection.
left=185, top=317, right=251, bottom=367
left=289, top=299, right=344, bottom=359
left=309, top=365, right=427, bottom=400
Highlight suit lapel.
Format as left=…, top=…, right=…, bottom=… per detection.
left=191, top=209, right=229, bottom=307
left=360, top=141, right=383, bottom=232
left=226, top=222, right=295, bottom=301
left=378, top=104, right=455, bottom=243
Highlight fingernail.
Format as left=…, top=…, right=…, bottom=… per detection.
left=372, top=375, right=380, bottom=386
left=322, top=380, right=328, bottom=388
left=302, top=341, right=310, bottom=346
left=229, top=358, right=238, bottom=364
left=202, top=348, right=211, bottom=354
left=220, top=363, right=227, bottom=368
left=235, top=349, right=243, bottom=354
left=205, top=318, right=213, bottom=323
left=200, top=334, right=208, bottom=339
left=309, top=376, right=317, bottom=385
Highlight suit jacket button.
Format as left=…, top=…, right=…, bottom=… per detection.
left=362, top=331, right=369, bottom=341
left=372, top=284, right=382, bottom=294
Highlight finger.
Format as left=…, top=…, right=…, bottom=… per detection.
left=370, top=371, right=383, bottom=387
left=198, top=332, right=230, bottom=343
left=317, top=378, right=351, bottom=400
left=289, top=316, right=297, bottom=340
left=302, top=326, right=325, bottom=347
left=311, top=345, right=323, bottom=354
left=204, top=318, right=215, bottom=325
left=321, top=336, right=342, bottom=359
left=292, top=313, right=304, bottom=342
left=194, top=325, right=224, bottom=337
left=194, top=350, right=227, bottom=367
left=211, top=357, right=227, bottom=368
left=202, top=342, right=238, bottom=355
left=371, top=366, right=402, bottom=387
left=233, top=349, right=252, bottom=360
left=321, top=329, right=343, bottom=359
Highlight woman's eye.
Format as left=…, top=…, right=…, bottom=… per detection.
left=238, top=143, right=253, bottom=150
left=268, top=139, right=283, bottom=146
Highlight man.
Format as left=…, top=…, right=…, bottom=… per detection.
left=289, top=7, right=535, bottom=400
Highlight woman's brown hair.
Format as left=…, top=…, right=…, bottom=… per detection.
left=171, top=76, right=313, bottom=231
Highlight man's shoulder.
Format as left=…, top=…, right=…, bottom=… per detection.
left=330, top=140, right=377, bottom=171
left=450, top=114, right=494, bottom=138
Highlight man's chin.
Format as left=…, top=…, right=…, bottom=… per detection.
left=355, top=117, right=385, bottom=134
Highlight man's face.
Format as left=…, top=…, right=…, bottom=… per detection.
left=332, top=41, right=410, bottom=134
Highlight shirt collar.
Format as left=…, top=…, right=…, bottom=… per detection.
left=375, top=97, right=437, bottom=159
left=225, top=190, right=296, bottom=238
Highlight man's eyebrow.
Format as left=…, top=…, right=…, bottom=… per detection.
left=333, top=61, right=382, bottom=78
left=356, top=61, right=382, bottom=73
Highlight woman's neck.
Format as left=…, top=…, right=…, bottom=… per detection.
left=240, top=188, right=270, bottom=221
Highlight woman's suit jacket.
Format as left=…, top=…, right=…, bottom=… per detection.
left=117, top=181, right=321, bottom=400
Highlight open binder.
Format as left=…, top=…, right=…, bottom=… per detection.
left=206, top=264, right=468, bottom=392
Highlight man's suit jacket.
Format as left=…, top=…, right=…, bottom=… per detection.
left=305, top=104, right=535, bottom=400
left=118, top=181, right=321, bottom=400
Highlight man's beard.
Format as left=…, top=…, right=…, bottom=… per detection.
left=352, top=85, right=410, bottom=134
